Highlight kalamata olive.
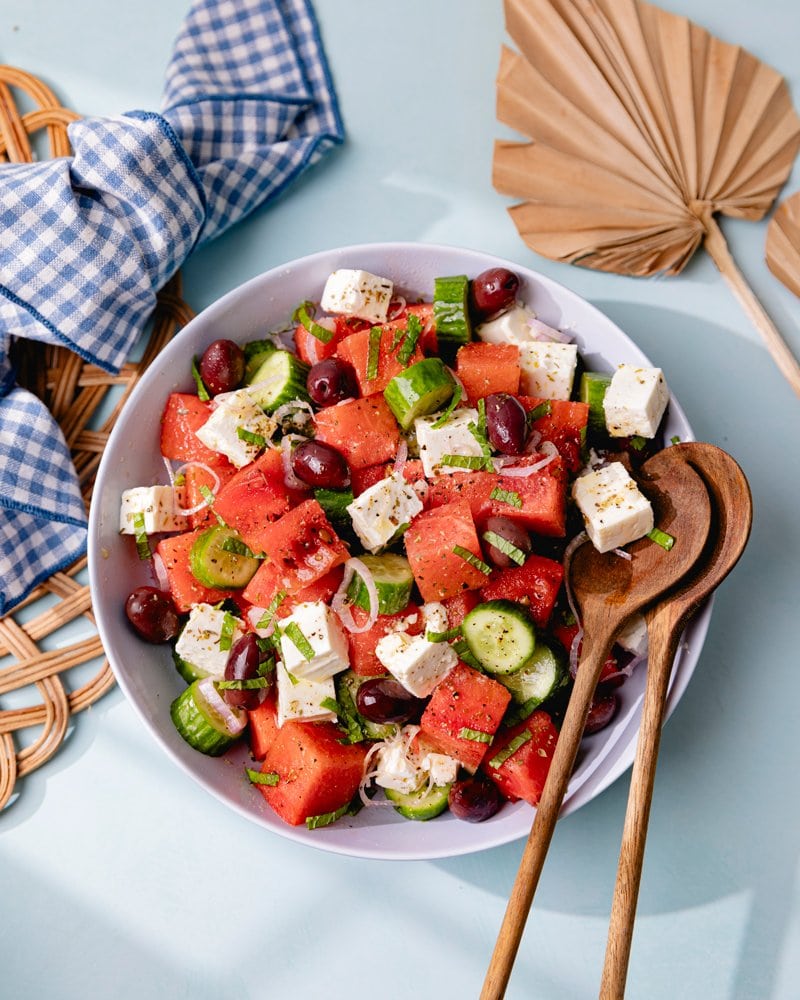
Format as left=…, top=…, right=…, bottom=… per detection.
left=199, top=339, right=245, bottom=395
left=356, top=677, right=425, bottom=724
left=483, top=516, right=532, bottom=569
left=485, top=392, right=528, bottom=455
left=291, top=439, right=350, bottom=489
left=470, top=267, right=520, bottom=320
left=125, top=586, right=180, bottom=643
left=448, top=774, right=504, bottom=823
left=584, top=691, right=619, bottom=734
left=222, top=633, right=268, bottom=710
left=307, top=357, right=359, bottom=406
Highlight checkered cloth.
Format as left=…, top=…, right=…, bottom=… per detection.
left=0, top=0, right=343, bottom=614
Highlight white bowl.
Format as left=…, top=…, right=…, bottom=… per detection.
left=88, top=242, right=710, bottom=860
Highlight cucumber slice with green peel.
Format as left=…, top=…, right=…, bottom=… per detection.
left=433, top=275, right=472, bottom=349
left=243, top=338, right=278, bottom=383
left=347, top=553, right=414, bottom=615
left=247, top=349, right=310, bottom=412
left=579, top=371, right=612, bottom=436
left=461, top=599, right=537, bottom=675
left=314, top=486, right=355, bottom=526
left=384, top=780, right=452, bottom=821
left=172, top=648, right=215, bottom=684
left=383, top=357, right=456, bottom=430
left=190, top=525, right=260, bottom=589
left=170, top=677, right=247, bottom=756
left=499, top=637, right=568, bottom=710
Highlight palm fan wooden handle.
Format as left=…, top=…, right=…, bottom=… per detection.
left=494, top=0, right=800, bottom=397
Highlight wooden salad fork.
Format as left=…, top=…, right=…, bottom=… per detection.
left=481, top=445, right=714, bottom=999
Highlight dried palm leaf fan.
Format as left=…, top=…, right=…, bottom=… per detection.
left=493, top=0, right=800, bottom=397
left=766, top=191, right=800, bottom=299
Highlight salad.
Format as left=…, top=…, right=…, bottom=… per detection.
left=119, top=264, right=671, bottom=831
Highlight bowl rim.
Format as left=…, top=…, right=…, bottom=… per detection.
left=88, top=240, right=709, bottom=860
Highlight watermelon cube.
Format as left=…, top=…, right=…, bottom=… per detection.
left=314, top=396, right=400, bottom=470
left=479, top=554, right=564, bottom=629
left=258, top=721, right=368, bottom=826
left=419, top=664, right=511, bottom=771
left=404, top=499, right=489, bottom=602
left=455, top=342, right=521, bottom=405
left=482, top=711, right=559, bottom=805
left=155, top=530, right=238, bottom=613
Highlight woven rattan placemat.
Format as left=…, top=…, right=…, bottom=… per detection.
left=0, top=66, right=193, bottom=810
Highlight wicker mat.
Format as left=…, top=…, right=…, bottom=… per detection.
left=0, top=66, right=193, bottom=810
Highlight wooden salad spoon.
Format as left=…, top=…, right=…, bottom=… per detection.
left=600, top=443, right=752, bottom=999
left=481, top=445, right=713, bottom=1000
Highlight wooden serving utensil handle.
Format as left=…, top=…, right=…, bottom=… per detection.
left=598, top=601, right=686, bottom=999
left=481, top=636, right=614, bottom=1000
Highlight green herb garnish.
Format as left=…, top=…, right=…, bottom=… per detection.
left=293, top=300, right=334, bottom=343
left=488, top=730, right=532, bottom=769
left=431, top=383, right=463, bottom=429
left=458, top=727, right=493, bottom=744
left=526, top=401, right=552, bottom=422
left=246, top=768, right=280, bottom=786
left=366, top=326, right=382, bottom=381
left=489, top=486, right=523, bottom=508
left=282, top=622, right=315, bottom=661
left=132, top=512, right=151, bottom=561
left=219, top=611, right=237, bottom=651
left=256, top=589, right=287, bottom=630
left=482, top=530, right=526, bottom=566
left=647, top=527, right=675, bottom=551
left=424, top=626, right=462, bottom=643
left=396, top=314, right=422, bottom=366
left=191, top=356, right=210, bottom=401
left=320, top=697, right=340, bottom=715
left=305, top=802, right=350, bottom=830
left=452, top=544, right=492, bottom=576
left=237, top=426, right=267, bottom=449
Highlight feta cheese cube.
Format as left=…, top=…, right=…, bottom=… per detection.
left=517, top=342, right=578, bottom=400
left=572, top=462, right=654, bottom=553
left=278, top=601, right=350, bottom=682
left=320, top=269, right=394, bottom=324
left=420, top=751, right=459, bottom=787
left=174, top=603, right=243, bottom=678
left=276, top=663, right=337, bottom=727
left=195, top=388, right=275, bottom=468
left=375, top=629, right=457, bottom=698
left=119, top=485, right=187, bottom=534
left=374, top=736, right=422, bottom=794
left=476, top=304, right=536, bottom=345
left=346, top=473, right=423, bottom=553
left=414, top=407, right=484, bottom=478
left=616, top=613, right=649, bottom=657
left=603, top=364, right=669, bottom=438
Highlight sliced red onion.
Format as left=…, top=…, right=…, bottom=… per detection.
left=497, top=448, right=558, bottom=477
left=526, top=317, right=574, bottom=344
left=196, top=677, right=247, bottom=736
left=280, top=434, right=308, bottom=490
left=246, top=605, right=276, bottom=638
left=387, top=296, right=407, bottom=320
left=172, top=461, right=221, bottom=515
left=524, top=430, right=543, bottom=454
left=613, top=548, right=633, bottom=561
left=273, top=399, right=315, bottom=429
left=393, top=437, right=408, bottom=477
left=332, top=557, right=379, bottom=633
left=562, top=529, right=588, bottom=629
left=151, top=552, right=170, bottom=592
left=162, top=456, right=175, bottom=488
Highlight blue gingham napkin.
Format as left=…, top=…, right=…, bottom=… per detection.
left=0, top=0, right=343, bottom=615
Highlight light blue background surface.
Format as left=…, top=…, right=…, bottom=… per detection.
left=1, top=2, right=799, bottom=998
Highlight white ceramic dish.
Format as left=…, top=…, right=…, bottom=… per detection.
left=88, top=242, right=710, bottom=860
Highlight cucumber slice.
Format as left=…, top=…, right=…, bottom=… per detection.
left=347, top=553, right=414, bottom=615
left=579, top=371, right=612, bottom=436
left=170, top=677, right=246, bottom=756
left=172, top=648, right=214, bottom=684
left=190, top=525, right=260, bottom=589
left=499, top=637, right=568, bottom=712
left=385, top=780, right=452, bottom=821
left=461, top=599, right=537, bottom=675
left=433, top=275, right=472, bottom=349
left=247, top=349, right=311, bottom=412
left=243, top=338, right=278, bottom=383
left=383, top=357, right=456, bottom=430
left=314, top=486, right=355, bottom=526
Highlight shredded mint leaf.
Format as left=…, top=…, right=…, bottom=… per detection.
left=216, top=677, right=270, bottom=690
left=458, top=727, right=493, bottom=744
left=489, top=486, right=523, bottom=508
left=431, top=384, right=463, bottom=429
left=132, top=512, right=151, bottom=561
left=191, top=356, right=210, bottom=401
left=488, top=730, right=532, bottom=769
left=647, top=527, right=675, bottom=551
left=482, top=530, right=526, bottom=566
left=283, top=622, right=315, bottom=661
left=452, top=638, right=484, bottom=672
left=366, top=326, right=382, bottom=381
left=425, top=626, right=462, bottom=643
left=396, top=314, right=422, bottom=365
left=237, top=427, right=267, bottom=448
left=218, top=611, right=237, bottom=651
left=320, top=697, right=340, bottom=715
left=305, top=802, right=350, bottom=829
left=246, top=768, right=280, bottom=786
left=453, top=544, right=492, bottom=576
left=440, top=453, right=492, bottom=471
left=527, top=401, right=552, bottom=422
left=221, top=536, right=259, bottom=558
left=256, top=590, right=287, bottom=630
left=293, top=300, right=334, bottom=343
